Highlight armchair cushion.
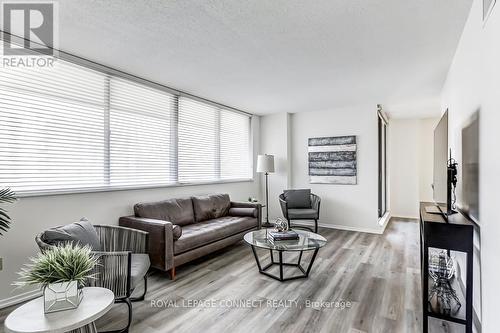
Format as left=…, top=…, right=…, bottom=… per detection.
left=42, top=218, right=102, bottom=251
left=283, top=189, right=311, bottom=208
left=130, top=253, right=150, bottom=289
left=134, top=198, right=195, bottom=226
left=287, top=208, right=318, bottom=219
left=228, top=207, right=258, bottom=218
left=192, top=194, right=231, bottom=222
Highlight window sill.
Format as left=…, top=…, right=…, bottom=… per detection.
left=14, top=178, right=255, bottom=198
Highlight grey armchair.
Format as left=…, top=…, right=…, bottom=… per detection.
left=279, top=190, right=321, bottom=233
left=35, top=222, right=150, bottom=333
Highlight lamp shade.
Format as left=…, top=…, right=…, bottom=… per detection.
left=256, top=154, right=275, bottom=173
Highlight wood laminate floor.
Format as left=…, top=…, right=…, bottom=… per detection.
left=0, top=219, right=463, bottom=333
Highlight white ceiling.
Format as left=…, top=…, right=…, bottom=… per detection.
left=56, top=0, right=471, bottom=117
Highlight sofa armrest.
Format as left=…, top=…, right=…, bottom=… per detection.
left=230, top=202, right=262, bottom=229
left=119, top=216, right=174, bottom=271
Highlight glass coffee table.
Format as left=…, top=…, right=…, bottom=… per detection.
left=244, top=229, right=327, bottom=282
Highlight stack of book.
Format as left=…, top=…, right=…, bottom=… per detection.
left=267, top=230, right=299, bottom=241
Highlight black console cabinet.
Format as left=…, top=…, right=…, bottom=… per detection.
left=420, top=202, right=474, bottom=333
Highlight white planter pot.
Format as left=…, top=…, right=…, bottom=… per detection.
left=43, top=281, right=83, bottom=313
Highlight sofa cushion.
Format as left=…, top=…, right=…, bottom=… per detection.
left=42, top=218, right=102, bottom=251
left=130, top=253, right=150, bottom=289
left=287, top=208, right=318, bottom=219
left=283, top=189, right=311, bottom=208
left=174, top=216, right=257, bottom=254
left=192, top=194, right=231, bottom=222
left=134, top=198, right=195, bottom=226
left=228, top=207, right=258, bottom=218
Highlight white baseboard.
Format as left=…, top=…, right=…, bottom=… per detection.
left=0, top=289, right=41, bottom=309
left=378, top=212, right=391, bottom=233
left=293, top=221, right=386, bottom=235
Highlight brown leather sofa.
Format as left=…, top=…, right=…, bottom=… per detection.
left=119, top=194, right=261, bottom=279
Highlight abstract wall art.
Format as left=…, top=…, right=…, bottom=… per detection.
left=308, top=135, right=357, bottom=184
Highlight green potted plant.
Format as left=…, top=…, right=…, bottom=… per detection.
left=15, top=243, right=99, bottom=313
left=0, top=188, right=17, bottom=236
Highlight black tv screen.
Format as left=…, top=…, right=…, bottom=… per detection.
left=433, top=110, right=449, bottom=206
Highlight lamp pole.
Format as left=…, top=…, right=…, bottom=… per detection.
left=265, top=171, right=269, bottom=225
left=256, top=154, right=274, bottom=228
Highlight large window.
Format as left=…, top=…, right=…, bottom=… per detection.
left=0, top=59, right=252, bottom=195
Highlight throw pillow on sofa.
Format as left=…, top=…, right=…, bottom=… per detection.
left=192, top=194, right=231, bottom=222
left=134, top=197, right=195, bottom=226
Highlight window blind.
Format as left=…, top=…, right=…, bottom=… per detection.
left=178, top=97, right=219, bottom=183
left=0, top=57, right=252, bottom=195
left=178, top=98, right=252, bottom=183
left=220, top=109, right=251, bottom=179
left=0, top=61, right=108, bottom=193
left=109, top=78, right=176, bottom=186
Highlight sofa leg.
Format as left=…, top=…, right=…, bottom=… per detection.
left=169, top=267, right=176, bottom=280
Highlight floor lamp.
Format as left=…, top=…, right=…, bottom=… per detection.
left=257, top=154, right=275, bottom=227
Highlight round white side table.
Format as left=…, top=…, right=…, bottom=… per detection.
left=5, top=287, right=115, bottom=333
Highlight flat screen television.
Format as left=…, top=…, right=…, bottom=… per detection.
left=433, top=110, right=450, bottom=212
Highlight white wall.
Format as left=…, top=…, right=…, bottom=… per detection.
left=418, top=118, right=438, bottom=203
left=289, top=106, right=382, bottom=233
left=389, top=119, right=419, bottom=218
left=440, top=0, right=500, bottom=330
left=260, top=107, right=383, bottom=234
left=0, top=117, right=261, bottom=304
left=389, top=117, right=438, bottom=218
left=259, top=112, right=291, bottom=219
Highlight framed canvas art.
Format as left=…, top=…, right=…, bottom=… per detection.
left=308, top=136, right=357, bottom=184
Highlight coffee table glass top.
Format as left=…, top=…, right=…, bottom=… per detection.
left=244, top=229, right=327, bottom=251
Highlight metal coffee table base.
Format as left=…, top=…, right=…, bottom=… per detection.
left=250, top=246, right=319, bottom=282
